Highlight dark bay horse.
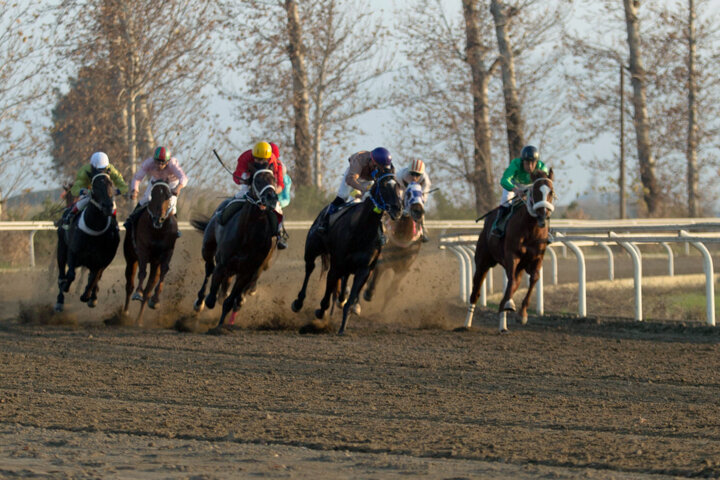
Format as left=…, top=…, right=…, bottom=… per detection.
left=55, top=171, right=119, bottom=312
left=362, top=182, right=425, bottom=310
left=291, top=171, right=402, bottom=335
left=123, top=180, right=178, bottom=326
left=192, top=169, right=278, bottom=328
left=466, top=169, right=555, bottom=332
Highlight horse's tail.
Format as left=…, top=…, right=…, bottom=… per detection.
left=190, top=217, right=209, bottom=232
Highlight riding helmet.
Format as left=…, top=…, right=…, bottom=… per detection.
left=371, top=147, right=392, bottom=166
left=409, top=159, right=425, bottom=176
left=520, top=145, right=539, bottom=163
left=154, top=146, right=171, bottom=163
left=252, top=141, right=272, bottom=160
left=90, top=152, right=109, bottom=170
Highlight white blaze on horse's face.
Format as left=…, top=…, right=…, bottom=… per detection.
left=527, top=178, right=554, bottom=224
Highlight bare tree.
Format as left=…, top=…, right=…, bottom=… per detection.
left=0, top=3, right=50, bottom=217
left=623, top=0, right=662, bottom=216
left=55, top=0, right=219, bottom=182
left=222, top=0, right=394, bottom=188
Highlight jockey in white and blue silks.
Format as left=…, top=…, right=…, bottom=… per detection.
left=397, top=159, right=431, bottom=242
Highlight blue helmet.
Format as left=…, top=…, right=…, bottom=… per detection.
left=371, top=147, right=392, bottom=166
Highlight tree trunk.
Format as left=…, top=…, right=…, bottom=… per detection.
left=462, top=0, right=496, bottom=214
left=312, top=117, right=324, bottom=188
left=686, top=0, right=699, bottom=217
left=623, top=0, right=661, bottom=216
left=136, top=94, right=155, bottom=161
left=285, top=0, right=312, bottom=186
left=127, top=92, right=137, bottom=180
left=490, top=0, right=524, bottom=160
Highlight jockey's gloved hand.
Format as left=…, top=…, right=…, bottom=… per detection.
left=171, top=189, right=178, bottom=196
left=114, top=188, right=121, bottom=195
left=79, top=188, right=88, bottom=195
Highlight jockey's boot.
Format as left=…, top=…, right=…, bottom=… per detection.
left=123, top=203, right=144, bottom=230
left=491, top=205, right=510, bottom=236
left=62, top=206, right=79, bottom=231
left=317, top=197, right=344, bottom=233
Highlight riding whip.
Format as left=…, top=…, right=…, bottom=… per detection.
left=212, top=149, right=234, bottom=175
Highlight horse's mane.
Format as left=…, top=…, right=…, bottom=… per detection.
left=531, top=170, right=549, bottom=181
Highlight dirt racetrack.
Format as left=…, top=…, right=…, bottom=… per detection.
left=1, top=230, right=720, bottom=478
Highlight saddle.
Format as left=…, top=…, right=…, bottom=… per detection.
left=327, top=201, right=359, bottom=230
left=492, top=200, right=524, bottom=238
left=218, top=198, right=246, bottom=226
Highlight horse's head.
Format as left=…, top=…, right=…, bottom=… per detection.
left=370, top=171, right=402, bottom=220
left=403, top=182, right=425, bottom=224
left=147, top=180, right=173, bottom=229
left=528, top=169, right=555, bottom=228
left=90, top=172, right=115, bottom=217
left=250, top=168, right=278, bottom=211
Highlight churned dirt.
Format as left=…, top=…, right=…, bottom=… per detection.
left=1, top=231, right=720, bottom=478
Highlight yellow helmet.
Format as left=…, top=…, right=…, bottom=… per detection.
left=252, top=141, right=272, bottom=160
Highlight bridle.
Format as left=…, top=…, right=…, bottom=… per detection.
left=370, top=172, right=397, bottom=214
left=244, top=169, right=276, bottom=209
left=148, top=181, right=173, bottom=227
left=89, top=173, right=113, bottom=210
left=525, top=177, right=555, bottom=218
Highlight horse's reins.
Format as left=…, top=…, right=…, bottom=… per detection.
left=78, top=172, right=114, bottom=236
left=370, top=172, right=396, bottom=214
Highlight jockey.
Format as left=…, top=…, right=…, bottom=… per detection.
left=125, top=146, right=187, bottom=232
left=232, top=141, right=287, bottom=249
left=317, top=147, right=394, bottom=232
left=397, top=158, right=431, bottom=242
left=62, top=152, right=128, bottom=229
left=491, top=145, right=549, bottom=236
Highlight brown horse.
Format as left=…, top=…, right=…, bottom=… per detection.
left=466, top=169, right=555, bottom=332
left=362, top=182, right=425, bottom=311
left=122, top=180, right=178, bottom=326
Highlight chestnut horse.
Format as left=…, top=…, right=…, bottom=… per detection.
left=466, top=169, right=555, bottom=332
left=191, top=169, right=278, bottom=329
left=55, top=171, right=119, bottom=312
left=291, top=171, right=402, bottom=335
left=123, top=180, right=178, bottom=326
left=362, top=182, right=425, bottom=310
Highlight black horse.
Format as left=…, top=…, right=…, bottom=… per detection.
left=123, top=180, right=179, bottom=326
left=55, top=171, right=119, bottom=312
left=291, top=171, right=402, bottom=334
left=191, top=169, right=279, bottom=328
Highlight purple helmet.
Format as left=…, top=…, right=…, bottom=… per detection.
left=371, top=147, right=392, bottom=166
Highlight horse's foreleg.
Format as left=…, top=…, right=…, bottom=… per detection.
left=133, top=259, right=149, bottom=301
left=339, top=266, right=372, bottom=335
left=124, top=260, right=138, bottom=314
left=218, top=272, right=251, bottom=327
left=336, top=276, right=348, bottom=308
left=55, top=237, right=68, bottom=312
left=149, top=261, right=170, bottom=310
left=136, top=263, right=161, bottom=327
left=497, top=258, right=522, bottom=333
left=80, top=269, right=99, bottom=305
left=363, top=265, right=382, bottom=302
left=88, top=270, right=103, bottom=308
left=292, top=257, right=316, bottom=313
left=519, top=267, right=541, bottom=325
left=194, top=257, right=215, bottom=312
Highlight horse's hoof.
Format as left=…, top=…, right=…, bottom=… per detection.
left=337, top=329, right=345, bottom=336
left=314, top=308, right=325, bottom=320
left=453, top=326, right=471, bottom=332
left=62, top=281, right=70, bottom=293
left=54, top=303, right=64, bottom=313
left=502, top=299, right=516, bottom=312
left=351, top=303, right=361, bottom=316
left=291, top=299, right=303, bottom=313
left=79, top=294, right=89, bottom=303
left=337, top=298, right=347, bottom=308
left=132, top=292, right=143, bottom=302
left=148, top=299, right=157, bottom=309
left=205, top=296, right=216, bottom=310
left=193, top=299, right=204, bottom=313
left=247, top=286, right=257, bottom=296
left=520, top=314, right=528, bottom=325
left=87, top=298, right=97, bottom=308
left=499, top=328, right=510, bottom=335
left=363, top=290, right=372, bottom=302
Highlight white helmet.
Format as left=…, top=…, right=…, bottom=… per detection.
left=90, top=152, right=109, bottom=170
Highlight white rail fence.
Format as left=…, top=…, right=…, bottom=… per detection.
left=439, top=219, right=720, bottom=327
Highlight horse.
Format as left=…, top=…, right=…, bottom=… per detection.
left=362, top=182, right=425, bottom=310
left=466, top=169, right=555, bottom=332
left=291, top=171, right=402, bottom=335
left=55, top=171, right=120, bottom=312
left=122, top=180, right=179, bottom=326
left=191, top=169, right=279, bottom=328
